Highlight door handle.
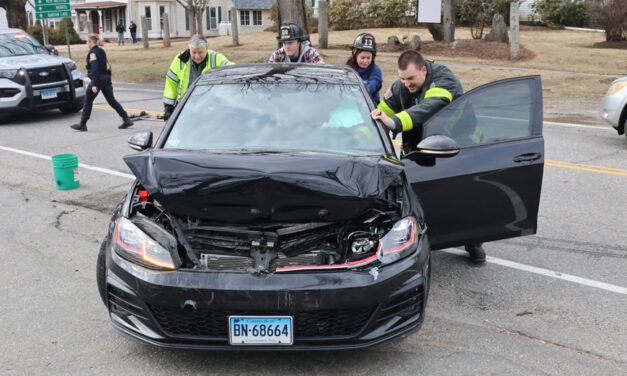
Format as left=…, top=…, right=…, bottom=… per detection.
left=513, top=153, right=542, bottom=163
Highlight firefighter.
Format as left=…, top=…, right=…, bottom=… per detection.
left=268, top=23, right=324, bottom=64
left=163, top=34, right=234, bottom=121
left=70, top=34, right=132, bottom=132
left=346, top=33, right=382, bottom=103
left=370, top=50, right=486, bottom=263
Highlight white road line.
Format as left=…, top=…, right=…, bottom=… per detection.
left=0, top=145, right=135, bottom=180
left=544, top=121, right=614, bottom=131
left=3, top=144, right=626, bottom=296
left=442, top=249, right=627, bottom=295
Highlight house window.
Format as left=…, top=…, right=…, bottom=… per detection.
left=145, top=6, right=152, bottom=30
left=206, top=7, right=217, bottom=29
left=185, top=9, right=189, bottom=30
left=240, top=10, right=250, bottom=26
left=228, top=9, right=232, bottom=22
left=253, top=10, right=262, bottom=26
left=104, top=9, right=112, bottom=32
left=160, top=5, right=166, bottom=31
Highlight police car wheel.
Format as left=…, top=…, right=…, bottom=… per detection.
left=58, top=104, right=82, bottom=113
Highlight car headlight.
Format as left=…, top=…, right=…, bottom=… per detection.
left=607, top=81, right=627, bottom=95
left=0, top=69, right=18, bottom=80
left=114, top=217, right=177, bottom=270
left=377, top=217, right=420, bottom=265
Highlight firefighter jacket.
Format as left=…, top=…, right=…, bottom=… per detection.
left=377, top=60, right=463, bottom=150
left=163, top=48, right=233, bottom=106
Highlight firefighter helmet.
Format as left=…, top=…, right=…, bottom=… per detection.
left=351, top=33, right=377, bottom=57
left=277, top=23, right=305, bottom=42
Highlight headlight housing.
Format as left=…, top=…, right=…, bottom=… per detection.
left=607, top=81, right=627, bottom=95
left=377, top=216, right=420, bottom=265
left=0, top=69, right=18, bottom=80
left=114, top=217, right=179, bottom=270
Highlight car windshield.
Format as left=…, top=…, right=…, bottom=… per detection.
left=164, top=83, right=385, bottom=156
left=0, top=33, right=46, bottom=57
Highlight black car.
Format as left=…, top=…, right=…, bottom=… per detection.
left=97, top=64, right=544, bottom=350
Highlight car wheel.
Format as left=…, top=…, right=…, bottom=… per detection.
left=96, top=239, right=108, bottom=306
left=58, top=104, right=82, bottom=113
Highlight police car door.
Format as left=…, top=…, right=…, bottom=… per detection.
left=403, top=76, right=544, bottom=250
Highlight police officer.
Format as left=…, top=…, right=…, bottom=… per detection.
left=163, top=34, right=233, bottom=121
left=70, top=34, right=133, bottom=132
left=268, top=23, right=324, bottom=64
left=370, top=50, right=486, bottom=263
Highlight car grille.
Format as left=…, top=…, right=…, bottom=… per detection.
left=147, top=304, right=376, bottom=339
left=376, top=286, right=424, bottom=323
left=27, top=66, right=66, bottom=85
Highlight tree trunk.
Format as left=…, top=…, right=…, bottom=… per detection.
left=277, top=0, right=308, bottom=39
left=195, top=10, right=203, bottom=36
left=442, top=0, right=455, bottom=43
left=189, top=7, right=197, bottom=35
left=0, top=0, right=28, bottom=30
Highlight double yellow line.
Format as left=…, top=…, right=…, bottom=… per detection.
left=545, top=160, right=627, bottom=176
left=93, top=104, right=163, bottom=116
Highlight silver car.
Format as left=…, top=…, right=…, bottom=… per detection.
left=600, top=76, right=627, bottom=140
left=0, top=28, right=85, bottom=114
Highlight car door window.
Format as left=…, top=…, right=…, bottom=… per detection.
left=423, top=78, right=536, bottom=147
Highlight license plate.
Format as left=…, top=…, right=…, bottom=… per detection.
left=229, top=316, right=293, bottom=345
left=40, top=88, right=57, bottom=100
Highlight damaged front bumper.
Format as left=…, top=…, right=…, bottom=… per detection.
left=104, top=234, right=429, bottom=350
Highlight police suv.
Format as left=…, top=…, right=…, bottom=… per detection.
left=0, top=28, right=84, bottom=114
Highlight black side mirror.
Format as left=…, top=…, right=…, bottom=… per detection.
left=402, top=135, right=460, bottom=163
left=44, top=44, right=58, bottom=56
left=128, top=130, right=153, bottom=151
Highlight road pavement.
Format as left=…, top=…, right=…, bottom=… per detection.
left=0, top=84, right=625, bottom=375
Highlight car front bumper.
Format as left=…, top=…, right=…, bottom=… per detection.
left=0, top=68, right=85, bottom=113
left=103, top=235, right=430, bottom=350
left=600, top=91, right=626, bottom=131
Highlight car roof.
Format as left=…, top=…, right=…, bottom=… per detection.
left=196, top=64, right=363, bottom=86
left=0, top=28, right=28, bottom=34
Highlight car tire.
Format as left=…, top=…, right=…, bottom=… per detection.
left=97, top=239, right=108, bottom=306
left=58, top=104, right=82, bottom=113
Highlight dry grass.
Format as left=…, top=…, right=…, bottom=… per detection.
left=59, top=26, right=626, bottom=101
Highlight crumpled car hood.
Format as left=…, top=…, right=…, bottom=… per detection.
left=124, top=150, right=403, bottom=223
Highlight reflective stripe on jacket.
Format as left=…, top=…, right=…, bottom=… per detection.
left=163, top=49, right=233, bottom=106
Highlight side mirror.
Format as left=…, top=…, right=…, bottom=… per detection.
left=128, top=130, right=153, bottom=151
left=402, top=135, right=460, bottom=162
left=44, top=44, right=58, bottom=56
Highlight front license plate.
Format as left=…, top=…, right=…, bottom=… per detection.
left=229, top=316, right=293, bottom=345
left=40, top=88, right=57, bottom=100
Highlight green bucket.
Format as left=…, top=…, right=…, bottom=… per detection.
left=51, top=154, right=79, bottom=190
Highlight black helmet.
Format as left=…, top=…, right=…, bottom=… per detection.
left=277, top=23, right=304, bottom=42
left=351, top=33, right=377, bottom=57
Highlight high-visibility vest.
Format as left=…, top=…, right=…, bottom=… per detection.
left=163, top=49, right=233, bottom=106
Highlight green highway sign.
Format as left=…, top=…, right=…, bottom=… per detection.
left=36, top=4, right=70, bottom=12
left=35, top=0, right=70, bottom=20
left=35, top=0, right=69, bottom=5
left=36, top=10, right=71, bottom=20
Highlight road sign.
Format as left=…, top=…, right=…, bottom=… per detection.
left=35, top=0, right=70, bottom=20
left=36, top=10, right=71, bottom=20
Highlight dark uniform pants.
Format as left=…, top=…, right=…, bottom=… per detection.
left=81, top=76, right=127, bottom=123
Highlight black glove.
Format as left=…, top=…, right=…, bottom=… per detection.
left=163, top=104, right=175, bottom=121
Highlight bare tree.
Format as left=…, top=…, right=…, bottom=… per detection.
left=276, top=0, right=308, bottom=40
left=0, top=0, right=28, bottom=30
left=175, top=0, right=208, bottom=36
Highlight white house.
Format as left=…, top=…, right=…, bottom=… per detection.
left=519, top=0, right=540, bottom=22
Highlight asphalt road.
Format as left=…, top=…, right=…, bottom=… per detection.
left=0, top=84, right=625, bottom=375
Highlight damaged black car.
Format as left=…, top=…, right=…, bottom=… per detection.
left=97, top=64, right=544, bottom=350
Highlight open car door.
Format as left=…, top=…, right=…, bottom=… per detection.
left=403, top=76, right=544, bottom=250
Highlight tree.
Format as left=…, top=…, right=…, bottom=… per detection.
left=277, top=0, right=308, bottom=39
left=443, top=0, right=455, bottom=42
left=586, top=0, right=627, bottom=41
left=176, top=0, right=208, bottom=36
left=0, top=0, right=28, bottom=30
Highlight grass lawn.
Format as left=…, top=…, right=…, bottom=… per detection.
left=58, top=26, right=626, bottom=103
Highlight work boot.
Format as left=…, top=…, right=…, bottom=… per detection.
left=464, top=243, right=486, bottom=263
left=118, top=117, right=134, bottom=129
left=70, top=121, right=87, bottom=131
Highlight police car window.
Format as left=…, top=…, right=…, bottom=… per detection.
left=0, top=33, right=46, bottom=57
left=164, top=83, right=384, bottom=155
left=424, top=79, right=534, bottom=147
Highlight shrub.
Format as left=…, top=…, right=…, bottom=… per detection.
left=367, top=0, right=417, bottom=28
left=455, top=0, right=513, bottom=39
left=532, top=0, right=589, bottom=27
left=329, top=0, right=368, bottom=30
left=586, top=0, right=627, bottom=41
left=27, top=20, right=44, bottom=44
left=49, top=18, right=83, bottom=45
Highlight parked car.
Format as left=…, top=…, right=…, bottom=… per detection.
left=0, top=28, right=84, bottom=114
left=98, top=64, right=544, bottom=350
left=600, top=76, right=627, bottom=141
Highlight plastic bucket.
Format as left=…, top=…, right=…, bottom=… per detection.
left=51, top=154, right=79, bottom=190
